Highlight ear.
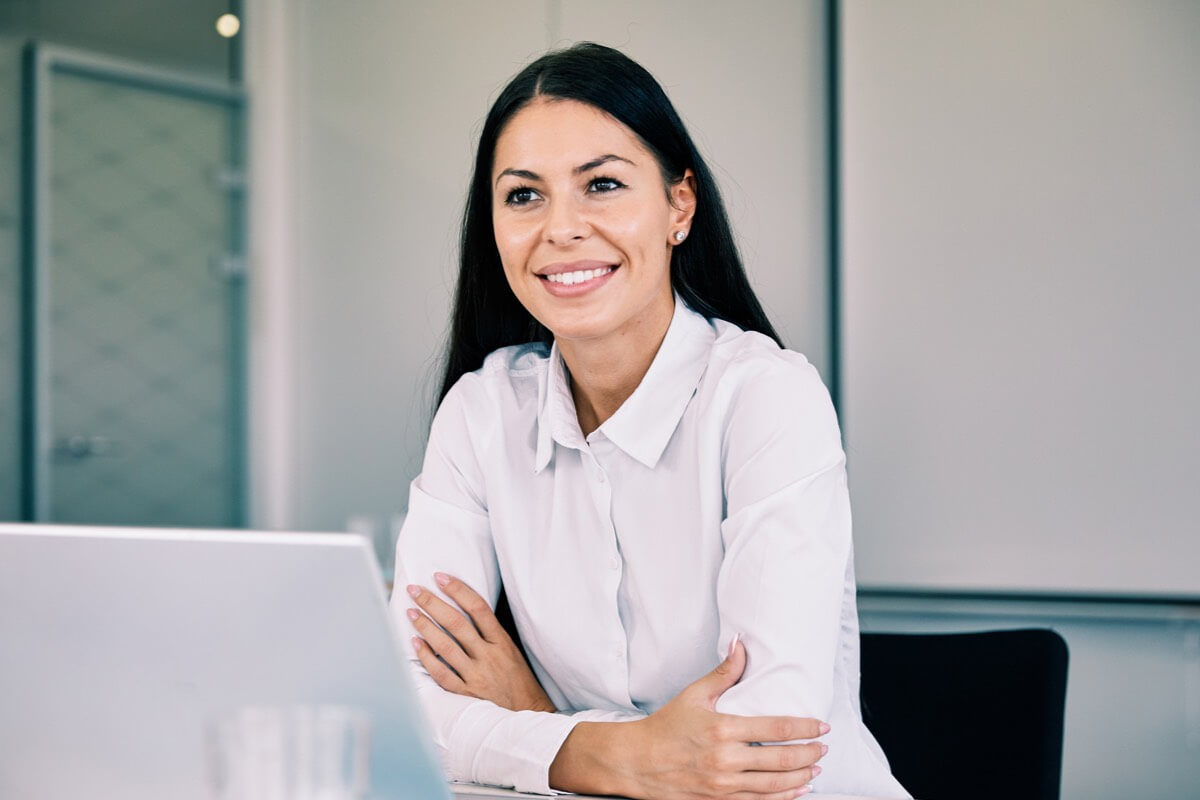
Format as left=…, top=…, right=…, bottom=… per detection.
left=668, top=169, right=698, bottom=241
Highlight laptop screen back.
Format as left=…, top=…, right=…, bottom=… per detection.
left=0, top=524, right=450, bottom=800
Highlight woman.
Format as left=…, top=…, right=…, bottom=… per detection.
left=391, top=43, right=908, bottom=799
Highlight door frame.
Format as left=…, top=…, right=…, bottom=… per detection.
left=21, top=43, right=247, bottom=523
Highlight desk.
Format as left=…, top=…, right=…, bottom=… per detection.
left=451, top=784, right=890, bottom=800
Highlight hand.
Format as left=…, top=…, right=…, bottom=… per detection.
left=549, top=639, right=828, bottom=800
left=405, top=573, right=556, bottom=713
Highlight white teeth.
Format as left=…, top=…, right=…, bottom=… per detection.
left=545, top=266, right=613, bottom=285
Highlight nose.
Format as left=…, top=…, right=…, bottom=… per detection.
left=543, top=195, right=588, bottom=245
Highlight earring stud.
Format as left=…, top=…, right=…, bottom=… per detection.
left=674, top=230, right=686, bottom=242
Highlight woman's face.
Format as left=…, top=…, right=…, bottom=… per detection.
left=491, top=98, right=694, bottom=345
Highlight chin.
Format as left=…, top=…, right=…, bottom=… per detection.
left=523, top=295, right=610, bottom=341
left=540, top=316, right=613, bottom=344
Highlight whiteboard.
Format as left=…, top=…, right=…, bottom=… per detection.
left=840, top=0, right=1200, bottom=598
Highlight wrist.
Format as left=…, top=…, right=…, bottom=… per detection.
left=548, top=720, right=641, bottom=797
left=529, top=695, right=557, bottom=713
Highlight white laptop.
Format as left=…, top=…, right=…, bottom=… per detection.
left=0, top=523, right=889, bottom=800
left=0, top=523, right=466, bottom=800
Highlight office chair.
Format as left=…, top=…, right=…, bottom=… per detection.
left=859, top=628, right=1069, bottom=800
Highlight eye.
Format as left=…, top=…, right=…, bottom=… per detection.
left=587, top=176, right=626, bottom=194
left=504, top=186, right=540, bottom=206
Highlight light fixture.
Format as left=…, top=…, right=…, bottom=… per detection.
left=215, top=13, right=241, bottom=38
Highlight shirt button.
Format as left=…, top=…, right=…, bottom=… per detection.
left=609, top=558, right=620, bottom=571
left=597, top=472, right=607, bottom=483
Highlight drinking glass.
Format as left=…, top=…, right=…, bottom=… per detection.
left=209, top=705, right=371, bottom=800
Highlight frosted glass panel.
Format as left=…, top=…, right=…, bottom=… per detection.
left=0, top=40, right=20, bottom=521
left=41, top=64, right=241, bottom=526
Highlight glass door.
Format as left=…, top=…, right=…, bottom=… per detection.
left=25, top=45, right=245, bottom=526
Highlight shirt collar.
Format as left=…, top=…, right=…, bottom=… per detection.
left=534, top=295, right=715, bottom=473
left=534, top=338, right=585, bottom=472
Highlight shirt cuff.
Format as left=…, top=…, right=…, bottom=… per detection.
left=454, top=707, right=581, bottom=795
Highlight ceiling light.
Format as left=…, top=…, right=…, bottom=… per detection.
left=216, top=13, right=241, bottom=38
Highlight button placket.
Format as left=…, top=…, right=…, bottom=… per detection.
left=593, top=473, right=620, bottom=576
left=585, top=439, right=636, bottom=703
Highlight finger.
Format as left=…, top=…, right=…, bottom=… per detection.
left=691, top=635, right=747, bottom=705
left=407, top=608, right=471, bottom=673
left=411, top=635, right=468, bottom=694
left=735, top=742, right=825, bottom=773
left=434, top=573, right=508, bottom=643
left=725, top=715, right=830, bottom=744
left=406, top=584, right=482, bottom=656
left=739, top=767, right=816, bottom=791
left=702, top=766, right=811, bottom=799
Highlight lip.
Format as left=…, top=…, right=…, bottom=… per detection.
left=537, top=262, right=619, bottom=298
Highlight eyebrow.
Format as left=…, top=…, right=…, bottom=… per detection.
left=495, top=154, right=636, bottom=186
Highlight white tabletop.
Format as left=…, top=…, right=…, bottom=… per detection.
left=450, top=783, right=888, bottom=800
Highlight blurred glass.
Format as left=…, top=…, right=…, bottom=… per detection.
left=40, top=63, right=244, bottom=526
left=209, top=706, right=371, bottom=800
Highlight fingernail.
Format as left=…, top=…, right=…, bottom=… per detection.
left=434, top=572, right=451, bottom=588
left=728, top=633, right=741, bottom=658
left=812, top=765, right=822, bottom=778
left=410, top=636, right=422, bottom=652
left=820, top=744, right=829, bottom=756
left=796, top=786, right=812, bottom=797
left=406, top=584, right=421, bottom=599
left=406, top=608, right=419, bottom=622
left=819, top=722, right=831, bottom=735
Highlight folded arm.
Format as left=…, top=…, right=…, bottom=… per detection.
left=393, top=479, right=608, bottom=794
left=393, top=382, right=644, bottom=793
left=394, top=371, right=837, bottom=797
left=713, top=357, right=853, bottom=723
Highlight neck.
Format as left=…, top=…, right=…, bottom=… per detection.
left=558, top=292, right=674, bottom=437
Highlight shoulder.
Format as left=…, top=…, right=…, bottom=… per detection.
left=691, top=320, right=846, bottom=509
left=696, top=318, right=844, bottom=475
left=480, top=341, right=553, bottom=379
left=704, top=319, right=834, bottom=420
left=435, top=342, right=549, bottom=437
left=443, top=342, right=549, bottom=405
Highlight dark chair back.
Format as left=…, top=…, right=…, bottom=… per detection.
left=859, top=628, right=1069, bottom=800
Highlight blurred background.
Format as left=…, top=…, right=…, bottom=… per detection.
left=1, top=1, right=1197, bottom=797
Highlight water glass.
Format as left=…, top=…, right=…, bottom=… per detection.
left=209, top=705, right=371, bottom=800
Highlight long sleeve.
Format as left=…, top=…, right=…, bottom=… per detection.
left=705, top=349, right=907, bottom=797
left=389, top=380, right=641, bottom=794
left=711, top=356, right=852, bottom=722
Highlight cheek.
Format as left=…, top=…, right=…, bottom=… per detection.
left=492, top=219, right=520, bottom=261
left=494, top=213, right=540, bottom=247
left=603, top=200, right=671, bottom=264
left=619, top=194, right=669, bottom=238
left=492, top=219, right=535, bottom=291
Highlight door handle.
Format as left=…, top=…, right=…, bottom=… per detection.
left=52, top=435, right=121, bottom=459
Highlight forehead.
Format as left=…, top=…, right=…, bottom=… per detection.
left=492, top=98, right=652, bottom=175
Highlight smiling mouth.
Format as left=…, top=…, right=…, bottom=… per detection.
left=541, top=266, right=617, bottom=286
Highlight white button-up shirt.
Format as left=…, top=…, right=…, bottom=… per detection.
left=391, top=298, right=908, bottom=798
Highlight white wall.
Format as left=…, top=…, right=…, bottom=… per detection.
left=841, top=0, right=1200, bottom=597
left=247, top=0, right=831, bottom=533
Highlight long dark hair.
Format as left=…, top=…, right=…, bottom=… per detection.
left=437, top=42, right=782, bottom=404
